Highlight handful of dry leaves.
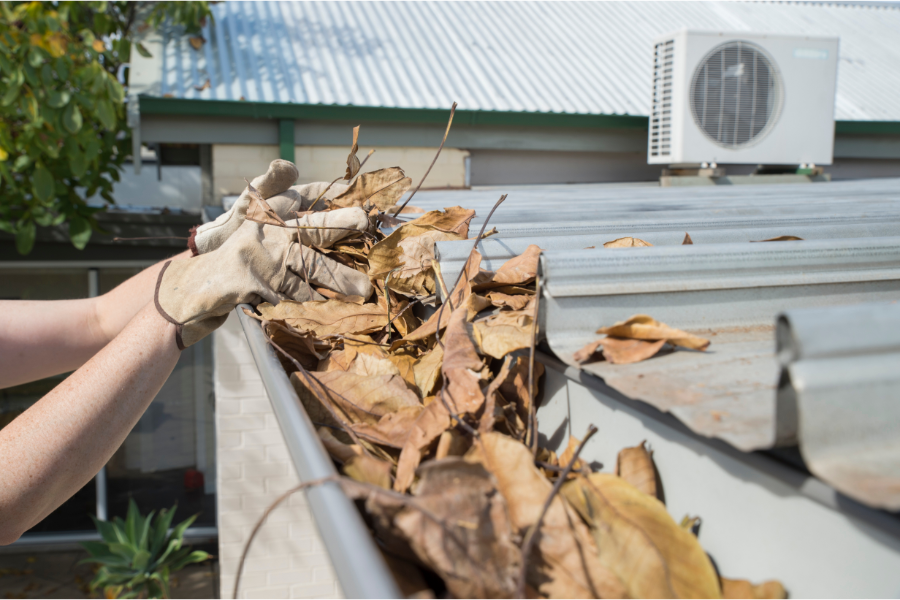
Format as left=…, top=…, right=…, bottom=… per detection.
left=238, top=120, right=784, bottom=598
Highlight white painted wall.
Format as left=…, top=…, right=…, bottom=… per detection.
left=214, top=313, right=342, bottom=599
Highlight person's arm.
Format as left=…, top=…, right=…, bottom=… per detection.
left=0, top=250, right=190, bottom=388
left=0, top=302, right=180, bottom=544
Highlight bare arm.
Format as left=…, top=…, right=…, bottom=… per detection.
left=0, top=302, right=180, bottom=544
left=0, top=250, right=190, bottom=388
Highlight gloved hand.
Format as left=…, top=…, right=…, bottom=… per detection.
left=156, top=209, right=374, bottom=349
left=189, top=159, right=351, bottom=255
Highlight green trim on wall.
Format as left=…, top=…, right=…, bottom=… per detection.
left=138, top=96, right=900, bottom=136
left=138, top=97, right=648, bottom=130
left=278, top=119, right=295, bottom=162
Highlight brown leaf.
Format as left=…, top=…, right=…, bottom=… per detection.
left=434, top=429, right=471, bottom=460
left=473, top=309, right=535, bottom=360
left=721, top=578, right=788, bottom=599
left=394, top=400, right=451, bottom=492
left=245, top=181, right=288, bottom=226
left=597, top=314, right=711, bottom=351
left=93, top=39, right=106, bottom=52
left=403, top=250, right=482, bottom=342
left=317, top=427, right=362, bottom=463
left=562, top=473, right=722, bottom=599
left=751, top=235, right=804, bottom=242
left=441, top=304, right=485, bottom=415
left=368, top=207, right=475, bottom=298
left=603, top=236, right=653, bottom=248
left=345, top=125, right=361, bottom=180
left=480, top=356, right=512, bottom=434
left=343, top=454, right=392, bottom=489
left=600, top=337, right=667, bottom=364
left=498, top=356, right=544, bottom=427
left=260, top=319, right=326, bottom=372
left=395, top=459, right=521, bottom=598
left=469, top=433, right=627, bottom=599
left=572, top=339, right=602, bottom=364
left=388, top=354, right=418, bottom=390
left=412, top=345, right=444, bottom=398
left=616, top=441, right=658, bottom=499
left=291, top=370, right=422, bottom=448
left=258, top=300, right=391, bottom=337
left=486, top=291, right=532, bottom=311
left=193, top=79, right=211, bottom=91
left=472, top=244, right=542, bottom=290
left=332, top=167, right=412, bottom=211
left=559, top=435, right=590, bottom=473
left=188, top=36, right=205, bottom=50
left=683, top=232, right=694, bottom=245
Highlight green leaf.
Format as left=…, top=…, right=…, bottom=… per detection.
left=69, top=214, right=91, bottom=249
left=13, top=154, right=31, bottom=171
left=126, top=499, right=140, bottom=544
left=56, top=58, right=69, bottom=81
left=96, top=99, right=116, bottom=131
left=149, top=507, right=176, bottom=558
left=69, top=150, right=87, bottom=177
left=0, top=83, right=19, bottom=107
left=0, top=52, right=11, bottom=74
left=15, top=220, right=35, bottom=255
left=106, top=74, right=124, bottom=103
left=94, top=518, right=121, bottom=545
left=27, top=48, right=43, bottom=68
left=40, top=63, right=53, bottom=86
left=32, top=164, right=54, bottom=202
left=138, top=511, right=154, bottom=551
left=47, top=90, right=70, bottom=108
left=135, top=42, right=152, bottom=58
left=168, top=550, right=209, bottom=572
left=62, top=102, right=82, bottom=133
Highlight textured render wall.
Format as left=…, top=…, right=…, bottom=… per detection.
left=211, top=144, right=468, bottom=201
left=214, top=313, right=343, bottom=599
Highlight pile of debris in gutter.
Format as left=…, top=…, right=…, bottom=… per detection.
left=239, top=112, right=786, bottom=599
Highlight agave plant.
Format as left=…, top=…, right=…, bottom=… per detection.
left=81, top=499, right=209, bottom=599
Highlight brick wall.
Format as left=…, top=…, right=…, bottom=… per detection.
left=212, top=144, right=469, bottom=201
left=214, top=313, right=343, bottom=599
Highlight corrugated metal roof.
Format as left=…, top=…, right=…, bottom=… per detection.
left=138, top=1, right=900, bottom=121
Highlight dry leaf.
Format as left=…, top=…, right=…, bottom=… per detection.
left=751, top=235, right=804, bottom=242
left=92, top=39, right=106, bottom=52
left=472, top=244, right=542, bottom=290
left=245, top=181, right=287, bottom=226
left=317, top=427, right=363, bottom=463
left=403, top=250, right=482, bottom=342
left=558, top=435, right=590, bottom=473
left=394, top=401, right=451, bottom=492
left=193, top=79, right=211, bottom=91
left=469, top=433, right=627, bottom=599
left=721, top=578, right=788, bottom=599
left=498, top=356, right=543, bottom=428
left=473, top=310, right=534, bottom=360
left=562, top=473, right=722, bottom=598
left=616, top=441, right=659, bottom=499
left=683, top=232, right=694, bottom=245
left=434, top=429, right=470, bottom=459
left=597, top=314, right=710, bottom=351
left=395, top=459, right=521, bottom=598
left=333, top=167, right=412, bottom=211
left=572, top=339, right=602, bottom=364
left=441, top=305, right=485, bottom=415
left=604, top=237, right=653, bottom=248
left=188, top=36, right=205, bottom=50
left=412, top=345, right=444, bottom=398
left=345, top=125, right=361, bottom=180
left=600, top=337, right=667, bottom=364
left=258, top=300, right=392, bottom=337
left=343, top=454, right=392, bottom=489
left=486, top=291, right=532, bottom=311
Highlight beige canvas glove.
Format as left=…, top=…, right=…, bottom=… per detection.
left=157, top=211, right=374, bottom=349
left=190, top=159, right=298, bottom=255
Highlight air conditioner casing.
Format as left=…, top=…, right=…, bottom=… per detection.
left=648, top=30, right=839, bottom=165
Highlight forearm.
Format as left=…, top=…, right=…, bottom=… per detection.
left=0, top=250, right=190, bottom=387
left=0, top=303, right=180, bottom=544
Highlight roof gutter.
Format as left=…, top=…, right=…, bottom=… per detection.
left=138, top=96, right=900, bottom=135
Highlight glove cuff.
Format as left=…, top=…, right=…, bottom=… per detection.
left=187, top=225, right=200, bottom=257
left=154, top=261, right=186, bottom=350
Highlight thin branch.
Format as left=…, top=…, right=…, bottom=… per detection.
left=433, top=193, right=508, bottom=349
left=112, top=236, right=189, bottom=242
left=516, top=424, right=598, bottom=599
left=233, top=476, right=339, bottom=600
left=390, top=102, right=457, bottom=218
left=528, top=271, right=542, bottom=457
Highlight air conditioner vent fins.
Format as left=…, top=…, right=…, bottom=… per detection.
left=650, top=39, right=675, bottom=157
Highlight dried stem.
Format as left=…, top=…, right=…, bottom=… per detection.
left=308, top=176, right=344, bottom=212
left=390, top=102, right=457, bottom=218
left=528, top=271, right=542, bottom=457
left=516, top=424, right=598, bottom=599
left=112, top=236, right=189, bottom=242
left=439, top=387, right=480, bottom=438
left=233, top=475, right=339, bottom=599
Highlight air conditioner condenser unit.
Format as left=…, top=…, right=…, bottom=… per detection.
left=648, top=30, right=839, bottom=166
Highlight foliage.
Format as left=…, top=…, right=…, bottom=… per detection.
left=81, top=499, right=209, bottom=599
left=0, top=1, right=213, bottom=254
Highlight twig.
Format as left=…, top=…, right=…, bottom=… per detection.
left=233, top=475, right=339, bottom=599
left=433, top=194, right=508, bottom=349
left=112, top=236, right=189, bottom=241
left=516, top=424, right=598, bottom=599
left=383, top=268, right=401, bottom=336
left=308, top=176, right=344, bottom=212
left=385, top=298, right=419, bottom=331
left=528, top=271, right=542, bottom=457
left=439, top=387, right=480, bottom=438
left=535, top=460, right=598, bottom=475
left=390, top=102, right=457, bottom=218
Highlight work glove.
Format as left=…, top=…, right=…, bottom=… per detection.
left=156, top=209, right=373, bottom=349
left=189, top=159, right=350, bottom=255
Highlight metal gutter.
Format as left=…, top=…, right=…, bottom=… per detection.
left=538, top=238, right=900, bottom=451
left=235, top=306, right=400, bottom=599
left=777, top=302, right=900, bottom=510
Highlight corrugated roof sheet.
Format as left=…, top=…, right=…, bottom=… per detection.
left=140, top=1, right=900, bottom=121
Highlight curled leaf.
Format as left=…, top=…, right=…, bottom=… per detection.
left=596, top=314, right=710, bottom=351
left=604, top=236, right=653, bottom=248
left=616, top=441, right=659, bottom=499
